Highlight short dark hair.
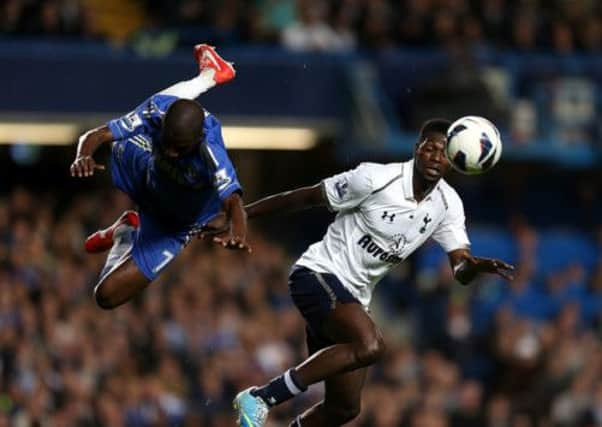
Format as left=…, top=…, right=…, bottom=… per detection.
left=418, top=118, right=452, bottom=142
left=163, top=99, right=205, bottom=147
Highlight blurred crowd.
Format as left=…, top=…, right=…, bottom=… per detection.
left=0, top=186, right=600, bottom=427
left=1, top=0, right=101, bottom=40
left=1, top=0, right=601, bottom=53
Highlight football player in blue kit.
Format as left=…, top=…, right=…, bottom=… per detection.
left=70, top=44, right=248, bottom=309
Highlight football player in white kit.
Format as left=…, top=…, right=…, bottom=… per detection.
left=232, top=119, right=514, bottom=427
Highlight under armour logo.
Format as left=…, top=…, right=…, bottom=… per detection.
left=419, top=214, right=432, bottom=233
left=381, top=211, right=396, bottom=222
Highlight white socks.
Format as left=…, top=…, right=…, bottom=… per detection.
left=97, top=225, right=135, bottom=284
left=159, top=69, right=217, bottom=100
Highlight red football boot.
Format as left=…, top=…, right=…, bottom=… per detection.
left=194, top=44, right=236, bottom=85
left=85, top=210, right=140, bottom=253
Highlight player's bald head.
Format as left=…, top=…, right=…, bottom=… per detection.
left=162, top=99, right=205, bottom=154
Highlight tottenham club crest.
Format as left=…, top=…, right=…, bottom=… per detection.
left=419, top=214, right=432, bottom=234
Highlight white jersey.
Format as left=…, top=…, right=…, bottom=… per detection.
left=296, top=159, right=470, bottom=307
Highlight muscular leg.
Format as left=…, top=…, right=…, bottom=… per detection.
left=294, top=302, right=385, bottom=386
left=89, top=208, right=184, bottom=310
left=235, top=271, right=385, bottom=426
left=92, top=224, right=150, bottom=310
left=291, top=368, right=367, bottom=427
left=250, top=302, right=384, bottom=418
left=94, top=258, right=150, bottom=309
left=287, top=303, right=378, bottom=426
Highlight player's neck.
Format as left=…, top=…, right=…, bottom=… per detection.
left=412, top=170, right=438, bottom=202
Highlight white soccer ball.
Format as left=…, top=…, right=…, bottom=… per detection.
left=445, top=116, right=503, bottom=175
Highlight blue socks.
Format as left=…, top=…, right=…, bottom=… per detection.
left=251, top=368, right=307, bottom=406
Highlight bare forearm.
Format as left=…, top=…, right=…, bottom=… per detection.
left=453, top=259, right=475, bottom=285
left=70, top=125, right=113, bottom=177
left=448, top=249, right=515, bottom=285
left=245, top=185, right=325, bottom=219
left=76, top=126, right=114, bottom=158
left=449, top=249, right=476, bottom=285
left=225, top=192, right=246, bottom=237
left=220, top=192, right=251, bottom=251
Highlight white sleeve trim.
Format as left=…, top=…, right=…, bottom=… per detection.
left=205, top=145, right=219, bottom=168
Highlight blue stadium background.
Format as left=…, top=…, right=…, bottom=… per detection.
left=1, top=0, right=602, bottom=426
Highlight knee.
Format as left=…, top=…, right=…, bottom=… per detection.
left=354, top=333, right=386, bottom=366
left=325, top=402, right=361, bottom=424
left=94, top=283, right=118, bottom=310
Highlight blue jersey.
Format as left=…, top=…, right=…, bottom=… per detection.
left=107, top=93, right=241, bottom=231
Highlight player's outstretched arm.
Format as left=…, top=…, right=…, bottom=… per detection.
left=448, top=248, right=514, bottom=285
left=213, top=192, right=252, bottom=252
left=70, top=125, right=114, bottom=178
left=245, top=184, right=326, bottom=220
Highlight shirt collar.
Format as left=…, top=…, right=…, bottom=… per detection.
left=404, top=158, right=442, bottom=202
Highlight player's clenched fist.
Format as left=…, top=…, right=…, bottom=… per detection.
left=70, top=155, right=105, bottom=177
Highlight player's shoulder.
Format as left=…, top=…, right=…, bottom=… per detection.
left=203, top=109, right=219, bottom=126
left=148, top=94, right=177, bottom=115
left=203, top=110, right=223, bottom=141
left=437, top=178, right=464, bottom=211
left=354, top=162, right=403, bottom=185
left=342, top=162, right=403, bottom=195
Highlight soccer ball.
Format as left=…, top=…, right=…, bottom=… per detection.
left=446, top=116, right=502, bottom=175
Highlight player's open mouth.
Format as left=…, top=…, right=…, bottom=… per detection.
left=425, top=166, right=440, bottom=176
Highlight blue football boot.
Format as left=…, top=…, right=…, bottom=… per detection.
left=233, top=388, right=269, bottom=427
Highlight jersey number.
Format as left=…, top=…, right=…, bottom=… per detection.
left=152, top=250, right=174, bottom=273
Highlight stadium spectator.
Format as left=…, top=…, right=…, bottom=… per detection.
left=2, top=0, right=601, bottom=53
left=0, top=184, right=597, bottom=425
left=281, top=0, right=348, bottom=52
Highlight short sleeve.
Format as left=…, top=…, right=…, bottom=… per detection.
left=107, top=94, right=178, bottom=141
left=202, top=115, right=242, bottom=201
left=431, top=190, right=470, bottom=252
left=321, top=163, right=375, bottom=212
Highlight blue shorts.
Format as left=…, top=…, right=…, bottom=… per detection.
left=288, top=266, right=360, bottom=354
left=130, top=211, right=190, bottom=281
left=110, top=140, right=190, bottom=281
